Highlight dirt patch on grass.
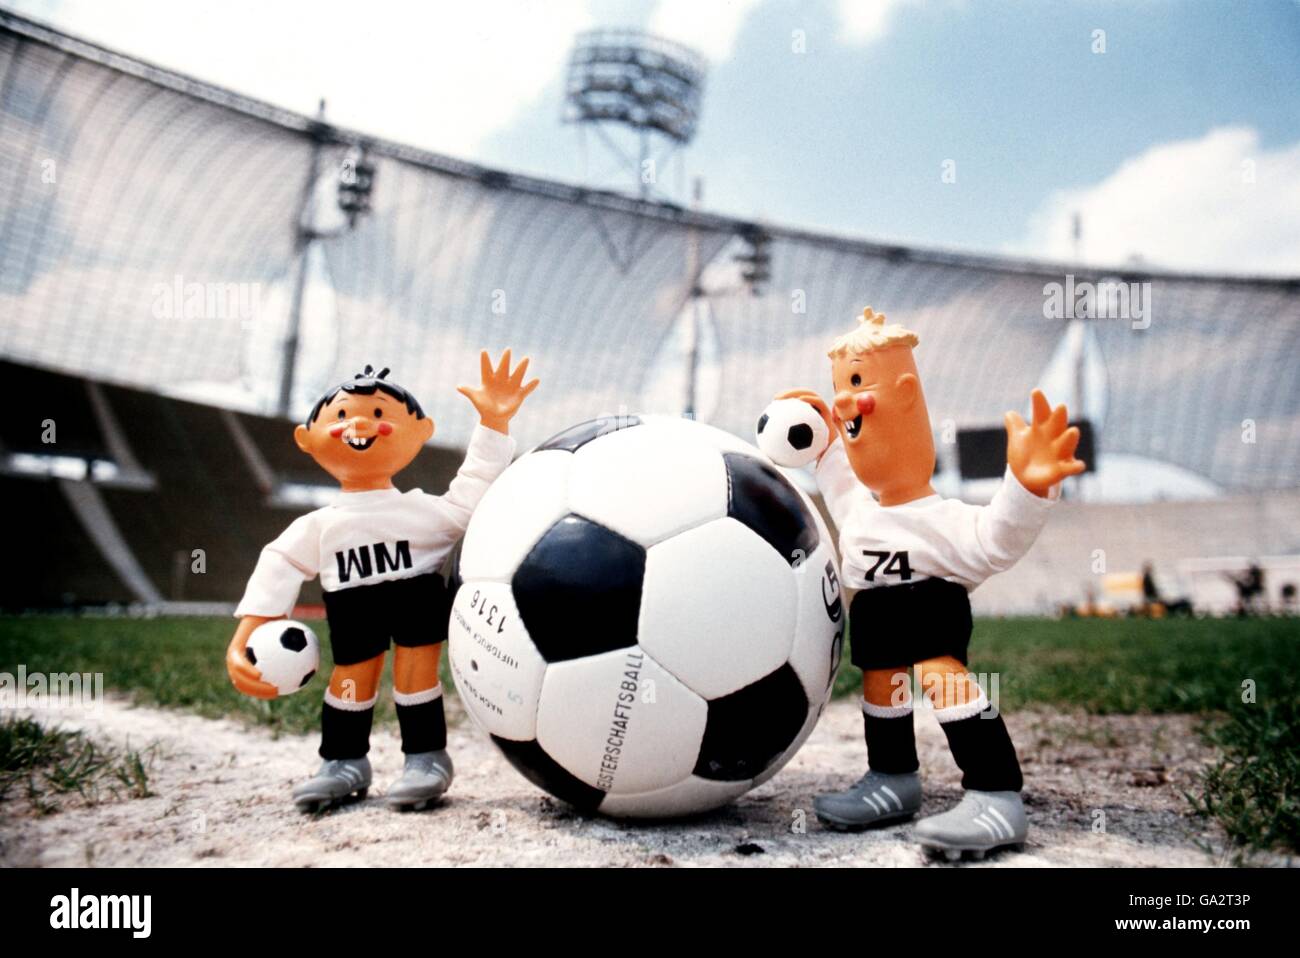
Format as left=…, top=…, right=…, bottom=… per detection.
left=0, top=695, right=1240, bottom=867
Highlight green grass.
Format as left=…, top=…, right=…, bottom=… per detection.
left=0, top=616, right=1295, bottom=734
left=0, top=616, right=398, bottom=736
left=1189, top=698, right=1300, bottom=859
left=0, top=714, right=155, bottom=814
left=836, top=615, right=1300, bottom=714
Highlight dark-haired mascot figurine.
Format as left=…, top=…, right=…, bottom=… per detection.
left=225, top=351, right=539, bottom=812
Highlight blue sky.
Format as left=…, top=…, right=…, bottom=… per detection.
left=13, top=0, right=1300, bottom=273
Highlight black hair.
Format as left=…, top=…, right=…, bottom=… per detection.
left=305, top=365, right=425, bottom=427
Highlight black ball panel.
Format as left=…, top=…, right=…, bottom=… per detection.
left=722, top=452, right=819, bottom=564
left=491, top=735, right=606, bottom=811
left=786, top=423, right=814, bottom=450
left=535, top=415, right=642, bottom=453
left=694, top=664, right=809, bottom=781
left=279, top=627, right=308, bottom=652
left=756, top=412, right=769, bottom=434
left=512, top=515, right=645, bottom=662
left=244, top=646, right=257, bottom=666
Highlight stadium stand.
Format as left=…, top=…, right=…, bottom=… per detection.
left=0, top=360, right=108, bottom=460
left=0, top=474, right=128, bottom=607
left=1, top=12, right=1297, bottom=613
left=970, top=491, right=1300, bottom=615
left=0, top=361, right=464, bottom=609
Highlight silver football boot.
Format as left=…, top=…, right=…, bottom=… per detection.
left=385, top=750, right=454, bottom=811
left=915, top=790, right=1028, bottom=861
left=814, top=769, right=922, bottom=830
left=292, top=757, right=372, bottom=813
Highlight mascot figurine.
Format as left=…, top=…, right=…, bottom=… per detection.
left=226, top=351, right=538, bottom=812
left=779, top=308, right=1084, bottom=858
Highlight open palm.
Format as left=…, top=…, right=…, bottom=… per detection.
left=458, top=349, right=540, bottom=435
left=1005, top=389, right=1086, bottom=497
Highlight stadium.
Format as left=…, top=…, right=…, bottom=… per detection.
left=1, top=5, right=1297, bottom=879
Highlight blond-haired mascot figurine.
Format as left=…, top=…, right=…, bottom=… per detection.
left=778, top=308, right=1084, bottom=859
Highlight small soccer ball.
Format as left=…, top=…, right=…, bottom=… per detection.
left=245, top=620, right=320, bottom=696
left=755, top=398, right=830, bottom=468
left=450, top=415, right=843, bottom=818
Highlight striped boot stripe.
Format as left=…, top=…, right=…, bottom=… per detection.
left=987, top=807, right=1015, bottom=837
left=879, top=785, right=903, bottom=810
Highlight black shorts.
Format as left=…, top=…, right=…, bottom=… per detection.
left=849, top=578, right=973, bottom=671
left=322, top=572, right=451, bottom=666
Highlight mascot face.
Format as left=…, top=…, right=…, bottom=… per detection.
left=829, top=343, right=935, bottom=501
left=295, top=387, right=433, bottom=490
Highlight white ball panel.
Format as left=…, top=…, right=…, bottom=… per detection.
left=599, top=775, right=753, bottom=818
left=637, top=414, right=758, bottom=456
left=448, top=582, right=548, bottom=741
left=536, top=646, right=706, bottom=794
left=639, top=517, right=796, bottom=700
left=787, top=541, right=844, bottom=706
left=458, top=450, right=572, bottom=582
left=568, top=423, right=728, bottom=546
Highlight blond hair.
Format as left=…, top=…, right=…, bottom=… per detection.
left=827, top=307, right=919, bottom=358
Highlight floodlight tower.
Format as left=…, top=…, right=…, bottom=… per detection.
left=277, top=101, right=376, bottom=417
left=563, top=29, right=706, bottom=200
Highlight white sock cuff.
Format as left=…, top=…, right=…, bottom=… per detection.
left=932, top=692, right=990, bottom=724
left=392, top=685, right=443, bottom=707
left=862, top=697, right=914, bottom=719
left=324, top=689, right=378, bottom=712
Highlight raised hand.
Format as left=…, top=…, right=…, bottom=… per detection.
left=457, top=349, right=540, bottom=435
left=1005, top=389, right=1086, bottom=497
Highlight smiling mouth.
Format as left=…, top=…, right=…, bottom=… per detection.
left=343, top=436, right=376, bottom=451
left=844, top=415, right=863, bottom=440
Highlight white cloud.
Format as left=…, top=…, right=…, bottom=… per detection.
left=647, top=0, right=761, bottom=62
left=14, top=0, right=594, bottom=157
left=1017, top=127, right=1300, bottom=276
left=835, top=0, right=920, bottom=46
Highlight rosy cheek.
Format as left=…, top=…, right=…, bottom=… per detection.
left=329, top=422, right=346, bottom=437
left=377, top=422, right=394, bottom=436
left=857, top=393, right=876, bottom=416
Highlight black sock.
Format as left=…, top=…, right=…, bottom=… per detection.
left=863, top=702, right=920, bottom=774
left=395, top=687, right=447, bottom=754
left=320, top=695, right=375, bottom=760
left=939, top=706, right=1023, bottom=792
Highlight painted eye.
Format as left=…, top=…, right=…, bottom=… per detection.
left=374, top=408, right=383, bottom=418
left=851, top=374, right=862, bottom=387
left=337, top=409, right=346, bottom=420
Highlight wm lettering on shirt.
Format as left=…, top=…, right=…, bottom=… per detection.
left=336, top=540, right=412, bottom=583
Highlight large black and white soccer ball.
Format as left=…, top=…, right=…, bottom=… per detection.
left=245, top=620, right=320, bottom=697
left=755, top=398, right=830, bottom=468
left=450, top=415, right=843, bottom=818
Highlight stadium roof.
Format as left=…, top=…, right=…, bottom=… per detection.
left=2, top=10, right=1297, bottom=493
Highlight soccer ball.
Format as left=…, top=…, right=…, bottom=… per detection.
left=755, top=398, right=830, bottom=468
left=450, top=415, right=843, bottom=818
left=245, top=620, right=320, bottom=696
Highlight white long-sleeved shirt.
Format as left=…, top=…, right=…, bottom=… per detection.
left=235, top=424, right=515, bottom=617
left=813, top=441, right=1057, bottom=592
